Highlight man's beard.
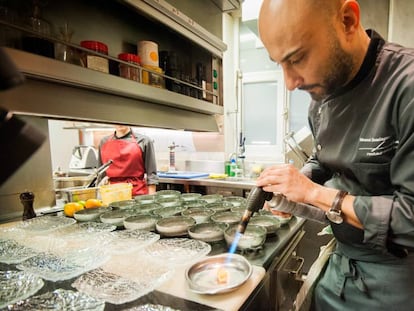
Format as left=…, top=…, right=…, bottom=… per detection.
left=302, top=33, right=355, bottom=101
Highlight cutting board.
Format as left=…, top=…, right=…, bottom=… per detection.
left=157, top=171, right=209, bottom=179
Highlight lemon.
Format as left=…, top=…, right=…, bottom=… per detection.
left=64, top=202, right=84, bottom=217
left=85, top=198, right=103, bottom=209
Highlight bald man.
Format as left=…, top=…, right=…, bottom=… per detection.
left=257, top=0, right=414, bottom=310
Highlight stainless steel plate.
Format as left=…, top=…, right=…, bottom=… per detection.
left=185, top=253, right=252, bottom=294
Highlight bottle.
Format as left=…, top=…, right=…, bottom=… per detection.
left=55, top=22, right=81, bottom=65
left=229, top=158, right=237, bottom=177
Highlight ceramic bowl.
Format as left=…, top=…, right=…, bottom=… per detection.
left=73, top=207, right=109, bottom=222
left=200, top=194, right=223, bottom=204
left=155, top=190, right=181, bottom=199
left=152, top=205, right=187, bottom=218
left=273, top=214, right=293, bottom=225
left=155, top=196, right=183, bottom=208
left=181, top=193, right=202, bottom=202
left=100, top=209, right=134, bottom=227
left=183, top=200, right=208, bottom=209
left=181, top=207, right=215, bottom=224
left=249, top=215, right=281, bottom=236
left=210, top=211, right=242, bottom=226
left=109, top=199, right=139, bottom=210
left=224, top=224, right=267, bottom=251
left=134, top=194, right=156, bottom=205
left=223, top=196, right=247, bottom=207
left=188, top=222, right=228, bottom=243
left=205, top=201, right=233, bottom=213
left=155, top=216, right=196, bottom=237
left=123, top=214, right=161, bottom=231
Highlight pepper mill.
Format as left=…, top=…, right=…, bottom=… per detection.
left=20, top=191, right=36, bottom=220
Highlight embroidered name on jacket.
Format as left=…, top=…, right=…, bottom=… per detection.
left=359, top=136, right=398, bottom=157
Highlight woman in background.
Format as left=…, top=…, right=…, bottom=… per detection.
left=98, top=125, right=158, bottom=195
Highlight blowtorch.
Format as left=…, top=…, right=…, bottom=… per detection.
left=237, top=186, right=273, bottom=234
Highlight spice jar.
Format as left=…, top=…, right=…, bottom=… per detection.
left=80, top=40, right=109, bottom=73
left=142, top=65, right=165, bottom=88
left=118, top=53, right=140, bottom=82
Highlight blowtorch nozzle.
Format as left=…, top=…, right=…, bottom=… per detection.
left=237, top=186, right=273, bottom=234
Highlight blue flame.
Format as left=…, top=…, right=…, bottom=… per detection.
left=228, top=231, right=242, bottom=258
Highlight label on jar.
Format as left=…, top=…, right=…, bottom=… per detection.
left=86, top=55, right=109, bottom=73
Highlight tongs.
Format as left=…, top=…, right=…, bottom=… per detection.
left=86, top=160, right=113, bottom=188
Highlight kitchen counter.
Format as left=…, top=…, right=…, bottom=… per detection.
left=0, top=215, right=305, bottom=310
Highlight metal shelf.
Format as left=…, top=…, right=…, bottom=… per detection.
left=0, top=48, right=223, bottom=132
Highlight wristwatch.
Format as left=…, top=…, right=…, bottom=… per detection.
left=326, top=190, right=348, bottom=224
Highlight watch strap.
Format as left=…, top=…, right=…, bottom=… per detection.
left=330, top=190, right=348, bottom=213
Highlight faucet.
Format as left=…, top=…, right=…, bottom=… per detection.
left=237, top=134, right=246, bottom=178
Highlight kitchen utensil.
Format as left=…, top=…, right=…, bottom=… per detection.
left=86, top=160, right=113, bottom=188
left=60, top=187, right=98, bottom=204
left=185, top=253, right=252, bottom=294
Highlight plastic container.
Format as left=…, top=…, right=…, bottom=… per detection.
left=99, top=183, right=132, bottom=206
left=118, top=53, right=141, bottom=82
left=80, top=40, right=109, bottom=73
left=137, top=40, right=158, bottom=66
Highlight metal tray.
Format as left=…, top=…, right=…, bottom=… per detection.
left=185, top=253, right=252, bottom=294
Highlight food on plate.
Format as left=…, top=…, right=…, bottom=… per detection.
left=85, top=198, right=103, bottom=208
left=217, top=267, right=228, bottom=284
left=64, top=202, right=84, bottom=217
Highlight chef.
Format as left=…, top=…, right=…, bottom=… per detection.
left=98, top=125, right=158, bottom=195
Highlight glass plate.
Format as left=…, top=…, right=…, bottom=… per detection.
left=143, top=238, right=211, bottom=266
left=0, top=239, right=38, bottom=264
left=6, top=288, right=105, bottom=311
left=106, top=229, right=160, bottom=254
left=78, top=222, right=117, bottom=233
left=0, top=270, right=44, bottom=309
left=124, top=304, right=181, bottom=311
left=72, top=265, right=172, bottom=305
left=15, top=216, right=76, bottom=233
left=16, top=248, right=110, bottom=282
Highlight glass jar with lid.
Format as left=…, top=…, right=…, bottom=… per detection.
left=118, top=53, right=141, bottom=82
left=80, top=40, right=109, bottom=73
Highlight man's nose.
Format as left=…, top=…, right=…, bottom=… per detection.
left=283, top=68, right=303, bottom=91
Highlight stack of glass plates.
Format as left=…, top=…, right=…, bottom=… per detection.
left=6, top=288, right=105, bottom=311
left=106, top=229, right=160, bottom=254
left=0, top=270, right=44, bottom=308
left=0, top=239, right=37, bottom=264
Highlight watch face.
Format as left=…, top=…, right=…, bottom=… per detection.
left=326, top=211, right=343, bottom=224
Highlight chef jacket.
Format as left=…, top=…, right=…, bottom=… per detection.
left=301, top=30, right=414, bottom=310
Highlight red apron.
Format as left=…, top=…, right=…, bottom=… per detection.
left=100, top=132, right=148, bottom=195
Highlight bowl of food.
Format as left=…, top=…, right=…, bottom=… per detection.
left=155, top=216, right=196, bottom=237
left=270, top=210, right=293, bottom=225
left=185, top=253, right=252, bottom=294
left=223, top=196, right=247, bottom=207
left=224, top=224, right=267, bottom=251
left=188, top=222, right=228, bottom=243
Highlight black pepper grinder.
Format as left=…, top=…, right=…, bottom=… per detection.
left=20, top=191, right=36, bottom=220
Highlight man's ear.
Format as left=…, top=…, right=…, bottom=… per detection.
left=341, top=0, right=360, bottom=34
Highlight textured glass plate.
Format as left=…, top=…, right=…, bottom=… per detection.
left=15, top=216, right=76, bottom=233
left=107, top=229, right=160, bottom=254
left=124, top=304, right=181, bottom=311
left=0, top=239, right=38, bottom=264
left=16, top=248, right=110, bottom=282
left=0, top=270, right=44, bottom=309
left=6, top=288, right=105, bottom=311
left=143, top=238, right=211, bottom=266
left=72, top=264, right=172, bottom=305
left=78, top=222, right=117, bottom=233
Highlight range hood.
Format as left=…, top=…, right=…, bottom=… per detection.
left=0, top=48, right=222, bottom=132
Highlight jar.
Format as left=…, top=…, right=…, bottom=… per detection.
left=80, top=40, right=109, bottom=73
left=118, top=53, right=140, bottom=82
left=142, top=65, right=164, bottom=88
